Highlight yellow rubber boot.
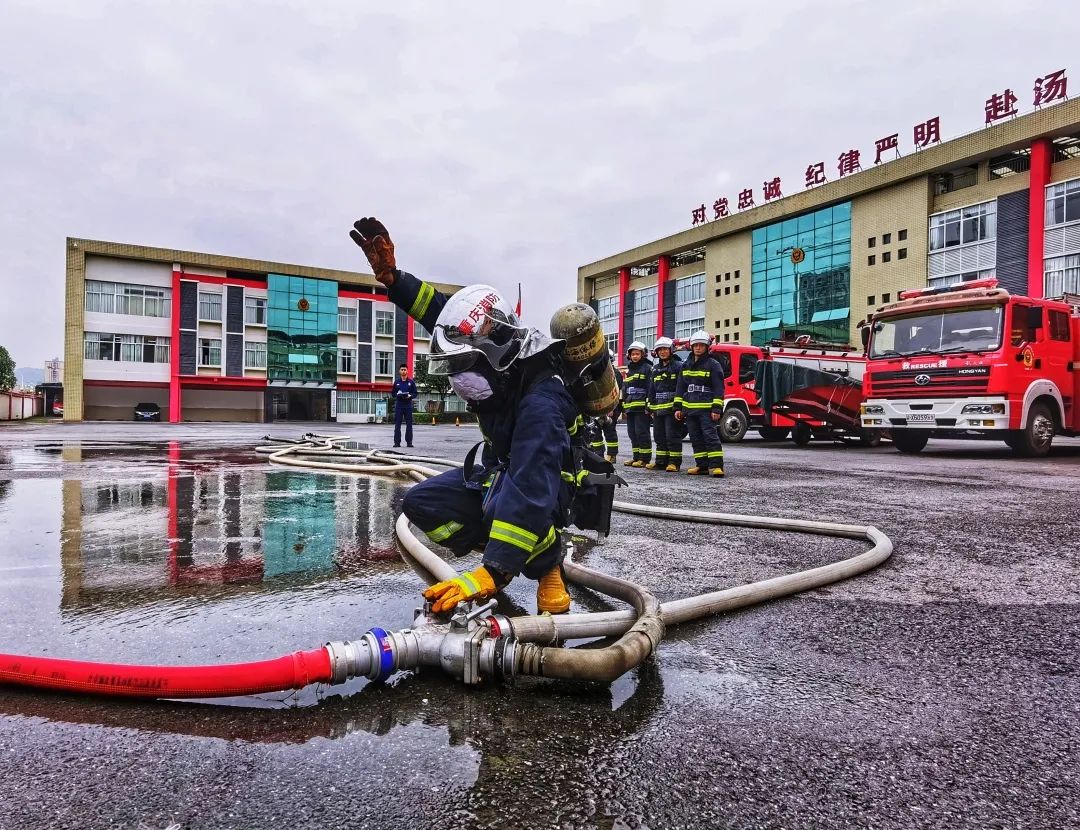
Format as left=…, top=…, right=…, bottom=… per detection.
left=710, top=467, right=725, bottom=478
left=665, top=464, right=678, bottom=472
left=536, top=565, right=571, bottom=614
left=623, top=459, right=636, bottom=467
left=686, top=467, right=703, bottom=475
left=605, top=455, right=617, bottom=464
left=644, top=462, right=658, bottom=470
left=631, top=460, right=645, bottom=468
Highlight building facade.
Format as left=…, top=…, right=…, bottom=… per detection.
left=64, top=239, right=462, bottom=422
left=578, top=99, right=1080, bottom=353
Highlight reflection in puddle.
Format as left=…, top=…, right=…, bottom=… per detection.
left=56, top=443, right=406, bottom=612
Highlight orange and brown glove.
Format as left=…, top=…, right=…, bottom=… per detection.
left=422, top=565, right=505, bottom=615
left=349, top=217, right=397, bottom=287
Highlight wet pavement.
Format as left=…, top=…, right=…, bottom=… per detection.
left=0, top=420, right=1078, bottom=829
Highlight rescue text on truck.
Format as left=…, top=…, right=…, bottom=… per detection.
left=859, top=278, right=1080, bottom=457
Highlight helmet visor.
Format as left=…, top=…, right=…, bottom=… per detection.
left=428, top=317, right=525, bottom=375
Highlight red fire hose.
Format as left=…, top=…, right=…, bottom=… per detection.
left=0, top=648, right=332, bottom=699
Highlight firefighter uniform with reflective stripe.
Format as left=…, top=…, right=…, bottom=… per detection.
left=586, top=370, right=622, bottom=460
left=388, top=269, right=578, bottom=579
left=675, top=354, right=725, bottom=472
left=622, top=357, right=653, bottom=464
left=649, top=354, right=684, bottom=469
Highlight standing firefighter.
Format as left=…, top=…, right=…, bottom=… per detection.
left=586, top=352, right=622, bottom=463
left=349, top=217, right=613, bottom=615
left=622, top=341, right=653, bottom=468
left=674, top=330, right=725, bottom=477
left=648, top=336, right=684, bottom=471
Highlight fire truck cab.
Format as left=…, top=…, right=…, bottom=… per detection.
left=860, top=278, right=1080, bottom=456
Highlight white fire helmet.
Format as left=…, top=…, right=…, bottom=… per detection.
left=428, top=285, right=527, bottom=375
left=626, top=341, right=646, bottom=359
left=653, top=336, right=674, bottom=355
left=688, top=330, right=712, bottom=347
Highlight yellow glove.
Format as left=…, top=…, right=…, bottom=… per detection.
left=423, top=566, right=500, bottom=614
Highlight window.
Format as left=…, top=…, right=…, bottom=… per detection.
left=870, top=305, right=1003, bottom=358
left=882, top=233, right=891, bottom=245
left=898, top=229, right=908, bottom=241
left=82, top=332, right=170, bottom=363
left=1044, top=254, right=1080, bottom=296
left=734, top=284, right=740, bottom=294
left=929, top=201, right=996, bottom=251
left=198, top=338, right=222, bottom=367
left=715, top=352, right=732, bottom=378
left=933, top=165, right=978, bottom=194
left=413, top=320, right=430, bottom=339
left=733, top=331, right=739, bottom=341
left=595, top=295, right=620, bottom=355
left=376, top=309, right=395, bottom=336
left=724, top=286, right=731, bottom=295
left=1011, top=305, right=1041, bottom=346
left=928, top=269, right=996, bottom=290
left=883, top=251, right=892, bottom=263
left=734, top=317, right=739, bottom=325
left=244, top=341, right=267, bottom=368
left=723, top=333, right=730, bottom=343
left=738, top=353, right=759, bottom=384
left=867, top=295, right=876, bottom=306
left=1052, top=135, right=1080, bottom=162
left=724, top=319, right=730, bottom=328
left=336, top=390, right=380, bottom=416
left=868, top=237, right=876, bottom=248
left=988, top=150, right=1031, bottom=179
left=1046, top=179, right=1080, bottom=227
left=898, top=248, right=908, bottom=260
left=198, top=292, right=222, bottom=322
left=1049, top=310, right=1071, bottom=341
left=84, top=281, right=170, bottom=317
left=414, top=353, right=429, bottom=374
left=338, top=347, right=356, bottom=374
left=882, top=293, right=891, bottom=303
left=632, top=285, right=657, bottom=345
left=338, top=305, right=357, bottom=333
left=868, top=255, right=876, bottom=266
left=674, top=273, right=705, bottom=339
left=245, top=296, right=267, bottom=325
left=375, top=350, right=393, bottom=376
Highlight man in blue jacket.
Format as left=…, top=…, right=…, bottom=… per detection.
left=350, top=216, right=580, bottom=615
left=392, top=364, right=418, bottom=447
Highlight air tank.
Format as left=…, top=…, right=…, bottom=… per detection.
left=550, top=303, right=620, bottom=416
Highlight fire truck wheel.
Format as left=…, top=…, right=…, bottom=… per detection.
left=721, top=407, right=749, bottom=443
left=1011, top=402, right=1055, bottom=457
left=891, top=429, right=929, bottom=454
left=858, top=428, right=882, bottom=448
left=791, top=421, right=813, bottom=446
left=758, top=426, right=790, bottom=442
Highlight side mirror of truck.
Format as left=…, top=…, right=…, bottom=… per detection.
left=860, top=326, right=870, bottom=350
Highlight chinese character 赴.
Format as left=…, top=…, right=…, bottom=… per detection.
left=805, top=162, right=826, bottom=188
left=984, top=89, right=1018, bottom=124
left=691, top=204, right=707, bottom=226
left=1034, top=69, right=1068, bottom=107
left=874, top=133, right=899, bottom=164
left=913, top=117, right=940, bottom=148
left=763, top=177, right=782, bottom=201
left=837, top=149, right=861, bottom=177
left=713, top=197, right=729, bottom=219
left=737, top=188, right=755, bottom=210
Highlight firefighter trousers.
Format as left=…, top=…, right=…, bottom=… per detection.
left=626, top=410, right=652, bottom=463
left=685, top=411, right=724, bottom=471
left=586, top=418, right=619, bottom=459
left=401, top=467, right=564, bottom=580
left=652, top=411, right=683, bottom=468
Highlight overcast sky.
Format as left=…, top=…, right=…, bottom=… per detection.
left=1, top=0, right=1075, bottom=369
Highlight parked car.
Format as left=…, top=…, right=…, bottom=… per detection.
left=51, top=401, right=63, bottom=416
left=133, top=402, right=161, bottom=422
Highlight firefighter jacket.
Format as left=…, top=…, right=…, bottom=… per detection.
left=648, top=355, right=684, bottom=412
left=675, top=353, right=725, bottom=415
left=387, top=269, right=582, bottom=576
left=621, top=358, right=652, bottom=412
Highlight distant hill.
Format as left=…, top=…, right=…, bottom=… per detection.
left=15, top=367, right=45, bottom=389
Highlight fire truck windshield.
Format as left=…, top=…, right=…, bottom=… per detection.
left=869, top=304, right=1004, bottom=359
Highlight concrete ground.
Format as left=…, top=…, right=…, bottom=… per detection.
left=0, top=419, right=1078, bottom=830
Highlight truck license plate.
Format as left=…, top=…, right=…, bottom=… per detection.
left=906, top=413, right=935, bottom=423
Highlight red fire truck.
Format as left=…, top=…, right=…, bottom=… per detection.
left=860, top=278, right=1080, bottom=456
left=672, top=340, right=868, bottom=443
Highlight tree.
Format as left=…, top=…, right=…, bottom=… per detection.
left=0, top=346, right=15, bottom=392
left=413, top=356, right=451, bottom=413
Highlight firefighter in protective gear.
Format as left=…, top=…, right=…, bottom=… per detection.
left=350, top=217, right=576, bottom=614
left=585, top=351, right=622, bottom=462
left=622, top=341, right=653, bottom=468
left=648, top=336, right=684, bottom=471
left=674, top=330, right=725, bottom=477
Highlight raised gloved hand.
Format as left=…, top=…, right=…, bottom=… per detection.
left=422, top=565, right=502, bottom=614
left=349, top=217, right=397, bottom=286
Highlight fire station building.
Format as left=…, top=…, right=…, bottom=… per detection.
left=577, top=95, right=1080, bottom=355
left=63, top=239, right=462, bottom=422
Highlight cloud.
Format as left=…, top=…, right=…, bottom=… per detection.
left=0, top=0, right=1074, bottom=367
